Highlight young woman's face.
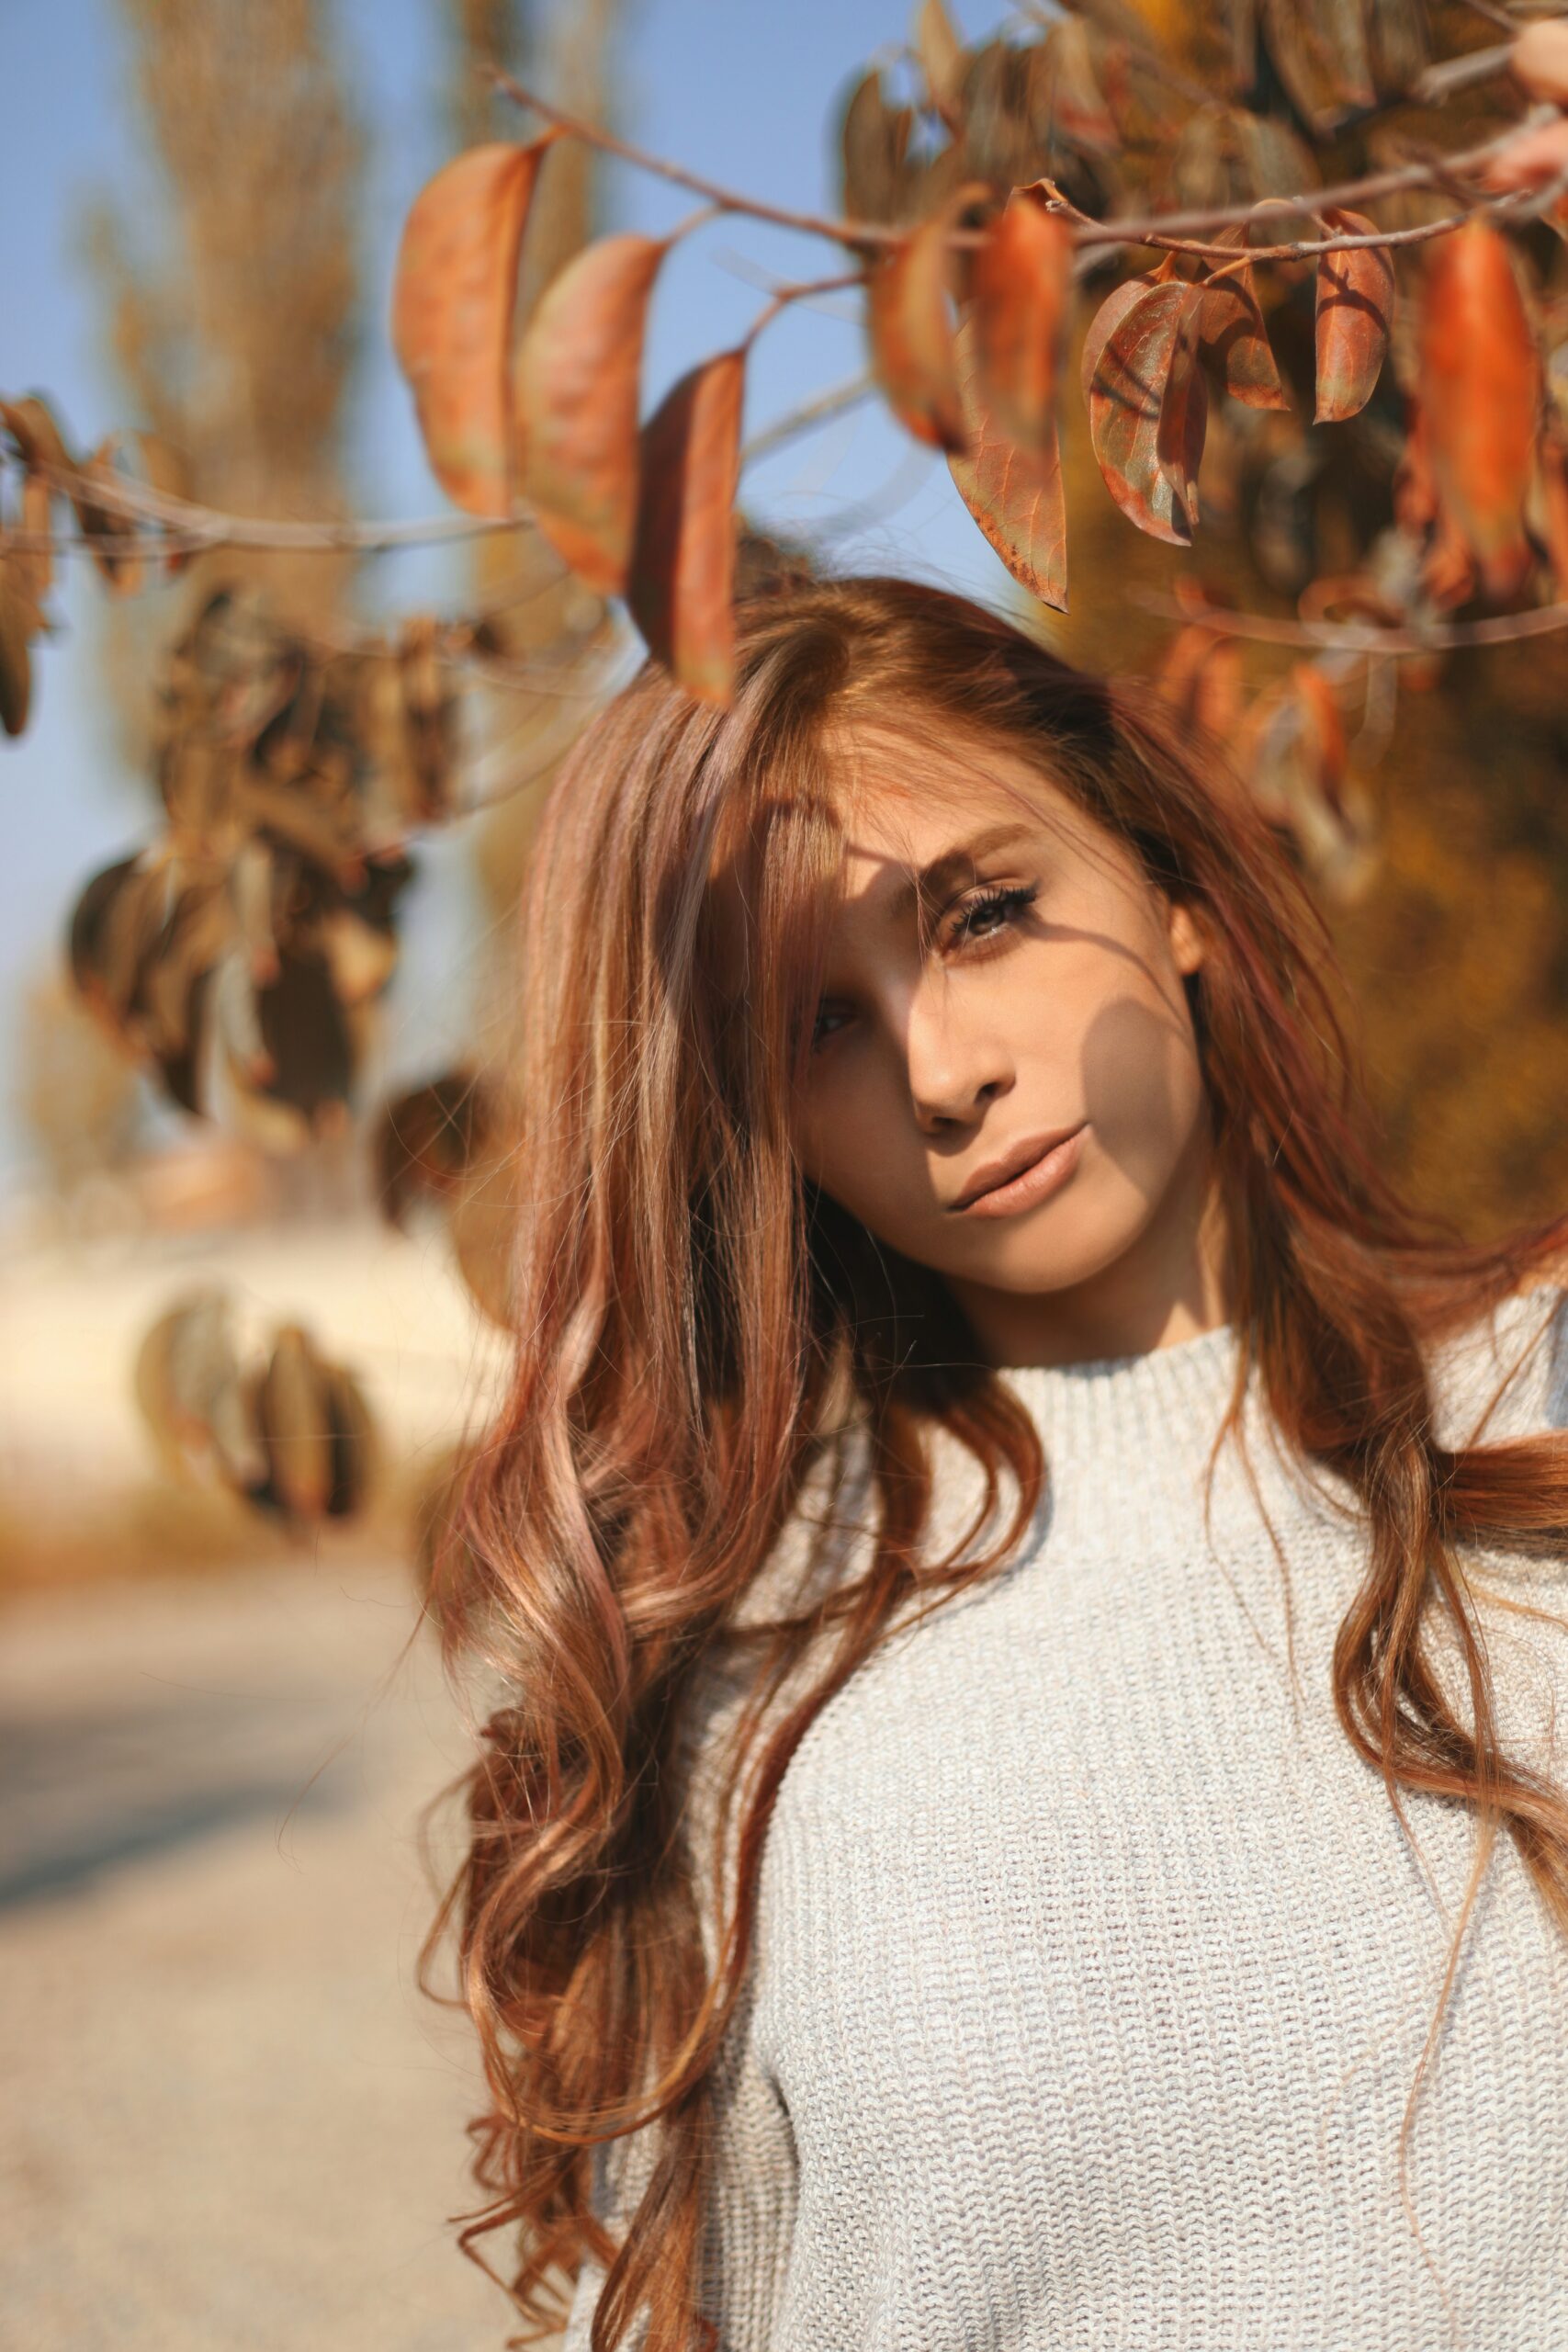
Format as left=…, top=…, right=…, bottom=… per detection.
left=787, top=717, right=1219, bottom=1365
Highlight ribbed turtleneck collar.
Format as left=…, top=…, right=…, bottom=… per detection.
left=972, top=1318, right=1296, bottom=1561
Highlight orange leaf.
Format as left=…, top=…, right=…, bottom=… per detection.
left=967, top=188, right=1073, bottom=451
left=1535, top=420, right=1568, bottom=597
left=1156, top=624, right=1244, bottom=741
left=1416, top=220, right=1540, bottom=599
left=627, top=349, right=747, bottom=707
left=0, top=548, right=34, bottom=737
left=514, top=232, right=669, bottom=595
left=1314, top=209, right=1394, bottom=424
left=947, top=314, right=1066, bottom=610
left=1083, top=277, right=1207, bottom=545
left=390, top=138, right=558, bottom=519
left=1196, top=238, right=1289, bottom=413
left=865, top=188, right=981, bottom=455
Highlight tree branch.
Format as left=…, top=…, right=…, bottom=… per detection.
left=1136, top=592, right=1568, bottom=655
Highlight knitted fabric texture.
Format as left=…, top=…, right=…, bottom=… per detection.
left=560, top=1283, right=1568, bottom=2351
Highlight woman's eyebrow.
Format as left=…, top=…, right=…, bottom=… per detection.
left=883, top=822, right=1037, bottom=924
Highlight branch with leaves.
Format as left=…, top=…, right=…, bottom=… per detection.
left=370, top=9, right=1568, bottom=710
left=12, top=1, right=1568, bottom=1206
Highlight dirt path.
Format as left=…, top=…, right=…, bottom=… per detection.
left=0, top=1546, right=564, bottom=2350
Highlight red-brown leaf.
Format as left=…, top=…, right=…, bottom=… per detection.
left=967, top=188, right=1073, bottom=451
left=1197, top=246, right=1289, bottom=413
left=73, top=438, right=145, bottom=595
left=390, top=138, right=557, bottom=519
left=627, top=348, right=747, bottom=707
left=1083, top=277, right=1207, bottom=545
left=1156, top=624, right=1244, bottom=742
left=514, top=232, right=669, bottom=595
left=1314, top=208, right=1394, bottom=424
left=947, top=313, right=1066, bottom=610
left=1416, top=220, right=1540, bottom=598
left=0, top=548, right=34, bottom=737
left=865, top=191, right=978, bottom=455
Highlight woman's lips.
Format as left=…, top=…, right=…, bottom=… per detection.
left=950, top=1123, right=1088, bottom=1219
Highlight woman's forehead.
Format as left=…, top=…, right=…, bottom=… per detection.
left=818, top=715, right=1077, bottom=865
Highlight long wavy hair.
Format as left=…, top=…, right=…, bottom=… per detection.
left=416, top=571, right=1568, bottom=2351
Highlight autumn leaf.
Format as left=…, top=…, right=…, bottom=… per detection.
left=947, top=313, right=1067, bottom=610
left=390, top=138, right=558, bottom=519
left=1040, top=18, right=1118, bottom=154
left=840, top=67, right=918, bottom=226
left=967, top=187, right=1073, bottom=451
left=1083, top=277, right=1207, bottom=545
left=865, top=187, right=986, bottom=455
left=0, top=548, right=34, bottom=737
left=1156, top=622, right=1245, bottom=742
left=914, top=0, right=965, bottom=113
left=1417, top=220, right=1540, bottom=599
left=1536, top=421, right=1568, bottom=598
left=1197, top=247, right=1289, bottom=413
left=514, top=231, right=670, bottom=595
left=1313, top=209, right=1394, bottom=424
left=1259, top=0, right=1374, bottom=132
left=627, top=348, right=747, bottom=707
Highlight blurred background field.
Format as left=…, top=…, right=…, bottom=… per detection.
left=6, top=0, right=1568, bottom=2346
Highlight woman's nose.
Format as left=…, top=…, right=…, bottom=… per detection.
left=906, top=996, right=1014, bottom=1132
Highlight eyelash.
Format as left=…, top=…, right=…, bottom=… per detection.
left=808, top=880, right=1040, bottom=1051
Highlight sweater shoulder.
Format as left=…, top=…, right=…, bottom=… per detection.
left=1424, top=1278, right=1568, bottom=1449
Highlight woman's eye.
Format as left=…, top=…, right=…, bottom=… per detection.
left=944, top=882, right=1038, bottom=949
left=809, top=1003, right=851, bottom=1052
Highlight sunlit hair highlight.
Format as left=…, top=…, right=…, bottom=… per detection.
left=415, top=571, right=1568, bottom=2351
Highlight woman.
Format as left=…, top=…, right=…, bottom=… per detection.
left=422, top=572, right=1568, bottom=2351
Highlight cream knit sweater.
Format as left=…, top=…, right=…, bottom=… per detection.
left=560, top=1283, right=1568, bottom=2351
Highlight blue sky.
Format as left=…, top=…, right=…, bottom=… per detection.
left=0, top=0, right=1017, bottom=1197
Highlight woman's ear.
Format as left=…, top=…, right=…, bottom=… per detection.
left=1165, top=895, right=1206, bottom=978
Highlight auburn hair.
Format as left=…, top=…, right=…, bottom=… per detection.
left=414, top=571, right=1568, bottom=2350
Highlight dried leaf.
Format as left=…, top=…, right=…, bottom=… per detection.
left=0, top=548, right=34, bottom=737
left=1197, top=243, right=1290, bottom=412
left=967, top=187, right=1073, bottom=449
left=1242, top=662, right=1378, bottom=899
left=1259, top=0, right=1375, bottom=132
left=947, top=313, right=1067, bottom=610
left=1536, top=420, right=1568, bottom=596
left=1040, top=19, right=1118, bottom=154
left=840, top=68, right=918, bottom=225
left=390, top=139, right=558, bottom=518
left=1082, top=277, right=1207, bottom=545
left=397, top=614, right=456, bottom=820
left=1416, top=221, right=1540, bottom=599
left=1364, top=0, right=1430, bottom=98
left=374, top=1073, right=489, bottom=1230
left=865, top=188, right=983, bottom=455
left=513, top=231, right=669, bottom=595
left=72, top=437, right=148, bottom=594
left=1156, top=622, right=1245, bottom=741
left=960, top=40, right=1048, bottom=190
left=1314, top=209, right=1394, bottom=424
left=914, top=0, right=966, bottom=110
left=257, top=1326, right=336, bottom=1521
left=627, top=347, right=747, bottom=707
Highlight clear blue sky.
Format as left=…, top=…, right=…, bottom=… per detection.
left=0, top=0, right=1017, bottom=1197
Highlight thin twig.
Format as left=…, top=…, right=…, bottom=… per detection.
left=1135, top=591, right=1568, bottom=654
left=490, top=64, right=1538, bottom=259
left=2, top=372, right=879, bottom=565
